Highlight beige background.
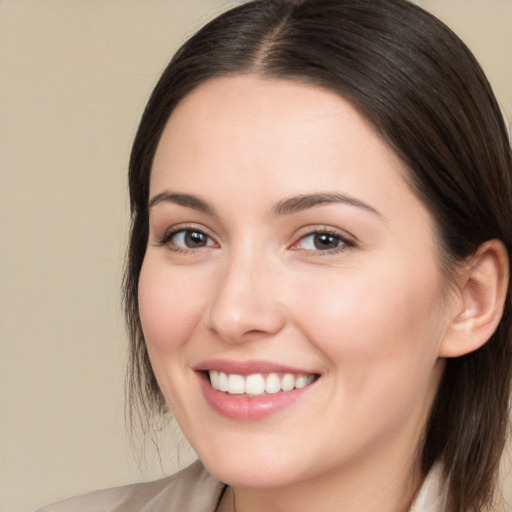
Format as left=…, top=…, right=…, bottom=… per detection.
left=0, top=1, right=510, bottom=511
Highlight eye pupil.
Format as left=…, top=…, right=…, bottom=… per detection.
left=185, top=230, right=207, bottom=247
left=314, top=233, right=338, bottom=250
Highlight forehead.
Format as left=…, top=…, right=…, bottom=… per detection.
left=157, top=77, right=394, bottom=168
left=152, top=76, right=416, bottom=208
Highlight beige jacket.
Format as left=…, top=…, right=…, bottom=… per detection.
left=36, top=459, right=446, bottom=512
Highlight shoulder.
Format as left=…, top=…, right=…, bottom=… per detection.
left=35, top=459, right=226, bottom=512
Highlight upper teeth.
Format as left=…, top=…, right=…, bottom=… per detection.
left=208, top=371, right=315, bottom=396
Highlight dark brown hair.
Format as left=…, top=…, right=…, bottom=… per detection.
left=124, top=1, right=512, bottom=510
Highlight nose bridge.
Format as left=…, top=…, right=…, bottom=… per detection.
left=206, top=243, right=285, bottom=342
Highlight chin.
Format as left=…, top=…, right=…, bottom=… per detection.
left=201, top=455, right=301, bottom=489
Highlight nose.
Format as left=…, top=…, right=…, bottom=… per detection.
left=205, top=252, right=286, bottom=343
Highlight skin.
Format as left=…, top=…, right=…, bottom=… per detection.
left=138, top=75, right=462, bottom=512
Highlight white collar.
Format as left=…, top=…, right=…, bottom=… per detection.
left=409, top=463, right=448, bottom=512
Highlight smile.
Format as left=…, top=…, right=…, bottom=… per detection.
left=194, top=360, right=320, bottom=420
left=208, top=370, right=315, bottom=396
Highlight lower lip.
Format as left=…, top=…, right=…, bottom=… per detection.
left=197, top=373, right=316, bottom=421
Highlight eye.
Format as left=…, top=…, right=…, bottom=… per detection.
left=160, top=228, right=217, bottom=250
left=291, top=229, right=354, bottom=252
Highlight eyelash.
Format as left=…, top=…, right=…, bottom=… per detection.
left=156, top=226, right=218, bottom=253
left=156, top=226, right=355, bottom=255
left=290, top=228, right=355, bottom=254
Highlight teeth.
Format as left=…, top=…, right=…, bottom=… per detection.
left=210, top=370, right=220, bottom=389
left=227, top=374, right=245, bottom=394
left=281, top=373, right=295, bottom=391
left=295, top=375, right=309, bottom=389
left=245, top=374, right=265, bottom=395
left=218, top=371, right=228, bottom=392
left=208, top=371, right=315, bottom=396
left=265, top=373, right=281, bottom=394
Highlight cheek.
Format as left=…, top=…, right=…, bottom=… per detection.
left=138, top=256, right=209, bottom=358
left=292, top=257, right=446, bottom=387
left=291, top=263, right=446, bottom=440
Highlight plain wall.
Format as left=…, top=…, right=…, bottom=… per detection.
left=0, top=1, right=510, bottom=511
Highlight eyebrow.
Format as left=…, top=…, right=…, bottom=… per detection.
left=273, top=192, right=382, bottom=217
left=148, top=192, right=216, bottom=215
left=147, top=190, right=382, bottom=218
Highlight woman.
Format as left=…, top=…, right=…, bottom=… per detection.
left=38, top=0, right=512, bottom=511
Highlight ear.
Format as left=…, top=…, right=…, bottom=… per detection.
left=440, top=239, right=509, bottom=358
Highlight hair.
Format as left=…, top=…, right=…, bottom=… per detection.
left=123, top=1, right=512, bottom=510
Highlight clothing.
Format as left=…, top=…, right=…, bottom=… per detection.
left=35, top=461, right=225, bottom=512
left=410, top=463, right=447, bottom=512
left=36, top=459, right=446, bottom=512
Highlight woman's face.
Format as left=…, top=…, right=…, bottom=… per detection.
left=139, top=76, right=453, bottom=489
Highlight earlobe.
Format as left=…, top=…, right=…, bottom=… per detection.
left=440, top=239, right=509, bottom=358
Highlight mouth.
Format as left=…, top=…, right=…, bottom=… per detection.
left=194, top=359, right=320, bottom=420
left=207, top=370, right=316, bottom=396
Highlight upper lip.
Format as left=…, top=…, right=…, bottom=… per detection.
left=193, top=359, right=317, bottom=376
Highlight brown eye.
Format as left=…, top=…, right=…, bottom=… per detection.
left=170, top=229, right=215, bottom=249
left=297, top=231, right=348, bottom=251
left=312, top=233, right=341, bottom=250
